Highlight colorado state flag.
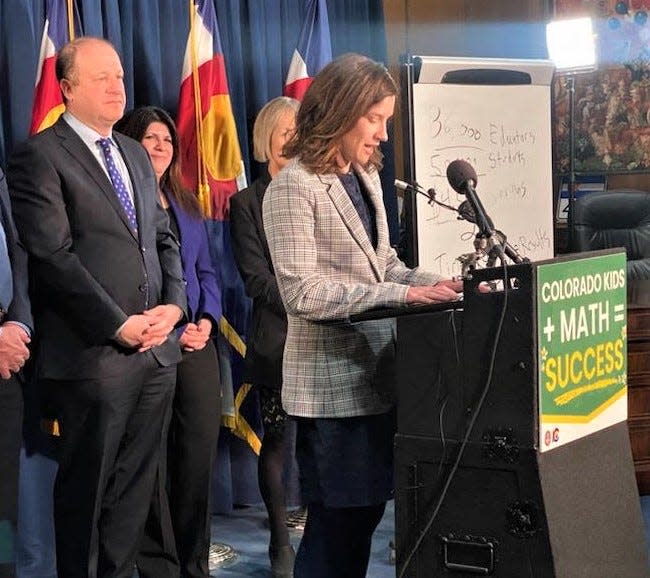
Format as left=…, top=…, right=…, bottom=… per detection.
left=176, top=0, right=246, bottom=219
left=30, top=0, right=70, bottom=134
left=176, top=1, right=259, bottom=453
left=284, top=0, right=332, bottom=101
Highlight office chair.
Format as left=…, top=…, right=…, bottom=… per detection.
left=573, top=189, right=650, bottom=280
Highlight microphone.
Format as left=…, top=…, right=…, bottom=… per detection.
left=446, top=160, right=494, bottom=237
left=394, top=178, right=412, bottom=192
left=446, top=159, right=478, bottom=193
left=447, top=160, right=527, bottom=265
left=395, top=179, right=458, bottom=214
left=394, top=179, right=436, bottom=204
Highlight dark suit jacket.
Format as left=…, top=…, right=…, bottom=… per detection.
left=7, top=117, right=187, bottom=380
left=167, top=194, right=221, bottom=326
left=0, top=167, right=32, bottom=331
left=230, top=171, right=287, bottom=389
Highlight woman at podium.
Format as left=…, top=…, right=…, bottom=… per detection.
left=262, top=53, right=461, bottom=578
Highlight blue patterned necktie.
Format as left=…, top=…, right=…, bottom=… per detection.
left=97, top=138, right=138, bottom=233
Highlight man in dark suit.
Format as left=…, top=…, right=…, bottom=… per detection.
left=0, top=166, right=32, bottom=578
left=7, top=37, right=186, bottom=578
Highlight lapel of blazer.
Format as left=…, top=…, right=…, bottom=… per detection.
left=254, top=172, right=273, bottom=266
left=166, top=194, right=189, bottom=261
left=54, top=120, right=139, bottom=242
left=319, top=170, right=381, bottom=280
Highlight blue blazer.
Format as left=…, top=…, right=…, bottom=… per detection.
left=167, top=194, right=222, bottom=326
left=0, top=167, right=32, bottom=331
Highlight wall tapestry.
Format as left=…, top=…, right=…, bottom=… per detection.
left=553, top=0, right=650, bottom=173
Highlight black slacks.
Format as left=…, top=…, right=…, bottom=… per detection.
left=49, top=353, right=176, bottom=578
left=137, top=339, right=221, bottom=578
left=0, top=375, right=22, bottom=578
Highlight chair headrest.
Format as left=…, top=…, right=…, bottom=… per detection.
left=573, top=190, right=650, bottom=229
left=572, top=190, right=650, bottom=271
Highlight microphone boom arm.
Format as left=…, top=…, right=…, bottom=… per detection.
left=395, top=179, right=458, bottom=215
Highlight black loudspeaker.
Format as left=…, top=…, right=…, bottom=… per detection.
left=393, top=263, right=649, bottom=577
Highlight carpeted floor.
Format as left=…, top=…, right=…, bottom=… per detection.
left=208, top=501, right=396, bottom=577
left=209, top=497, right=650, bottom=577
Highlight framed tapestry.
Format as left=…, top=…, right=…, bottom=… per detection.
left=553, top=0, right=650, bottom=173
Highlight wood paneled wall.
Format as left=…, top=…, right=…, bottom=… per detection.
left=382, top=0, right=552, bottom=178
left=381, top=0, right=650, bottom=188
left=628, top=303, right=650, bottom=494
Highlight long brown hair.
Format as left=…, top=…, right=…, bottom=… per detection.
left=283, top=53, right=398, bottom=174
left=114, top=106, right=201, bottom=218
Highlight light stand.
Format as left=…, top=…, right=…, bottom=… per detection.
left=567, top=73, right=577, bottom=250
left=546, top=17, right=597, bottom=251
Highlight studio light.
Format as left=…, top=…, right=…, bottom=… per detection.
left=546, top=17, right=596, bottom=73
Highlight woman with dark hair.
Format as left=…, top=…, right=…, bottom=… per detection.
left=115, top=106, right=222, bottom=578
left=230, top=96, right=299, bottom=578
left=262, top=54, right=462, bottom=577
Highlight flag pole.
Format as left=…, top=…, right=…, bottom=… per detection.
left=66, top=0, right=75, bottom=40
left=189, top=0, right=212, bottom=218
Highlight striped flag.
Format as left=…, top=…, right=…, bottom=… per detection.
left=284, top=0, right=332, bottom=101
left=30, top=0, right=72, bottom=134
left=31, top=0, right=76, bottom=438
left=176, top=0, right=259, bottom=454
left=176, top=0, right=246, bottom=219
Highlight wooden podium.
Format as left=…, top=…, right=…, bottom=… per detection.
left=380, top=250, right=648, bottom=577
left=628, top=280, right=650, bottom=494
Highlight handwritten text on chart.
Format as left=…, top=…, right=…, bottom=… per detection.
left=427, top=107, right=537, bottom=175
left=413, top=83, right=554, bottom=277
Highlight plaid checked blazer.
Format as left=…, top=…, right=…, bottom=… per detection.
left=262, top=159, right=443, bottom=418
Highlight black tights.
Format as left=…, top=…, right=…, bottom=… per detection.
left=294, top=501, right=386, bottom=578
left=258, top=427, right=291, bottom=549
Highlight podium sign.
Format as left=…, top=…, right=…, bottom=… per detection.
left=537, top=252, right=627, bottom=451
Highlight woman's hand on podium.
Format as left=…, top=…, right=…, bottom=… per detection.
left=406, top=280, right=462, bottom=305
left=436, top=278, right=464, bottom=293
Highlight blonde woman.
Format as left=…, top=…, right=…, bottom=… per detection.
left=230, top=96, right=299, bottom=578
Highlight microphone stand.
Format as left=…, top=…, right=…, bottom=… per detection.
left=461, top=182, right=528, bottom=267
left=395, top=179, right=528, bottom=277
left=463, top=183, right=496, bottom=239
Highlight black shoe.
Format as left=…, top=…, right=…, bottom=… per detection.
left=269, top=544, right=295, bottom=577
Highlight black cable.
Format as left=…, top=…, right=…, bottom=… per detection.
left=398, top=258, right=510, bottom=578
left=430, top=309, right=462, bottom=491
left=395, top=310, right=459, bottom=495
left=433, top=310, right=461, bottom=485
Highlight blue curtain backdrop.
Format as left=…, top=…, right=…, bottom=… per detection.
left=0, top=1, right=389, bottom=177
left=0, top=0, right=392, bottom=512
left=0, top=0, right=397, bottom=245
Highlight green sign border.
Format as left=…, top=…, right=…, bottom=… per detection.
left=537, top=252, right=627, bottom=424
